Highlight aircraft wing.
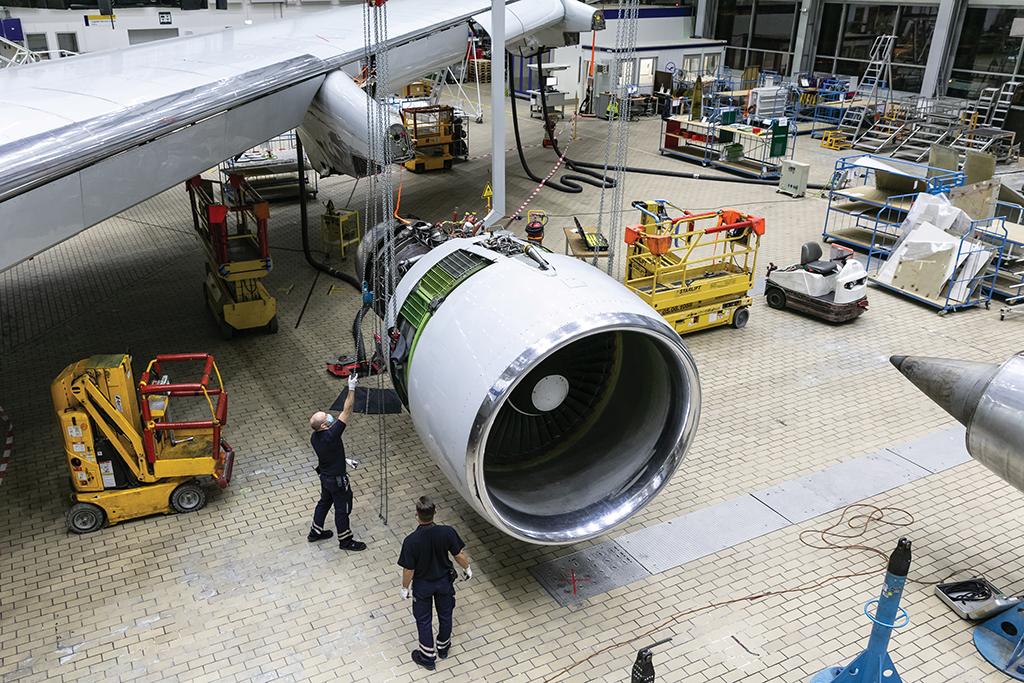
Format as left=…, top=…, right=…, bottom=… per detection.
left=0, top=0, right=600, bottom=272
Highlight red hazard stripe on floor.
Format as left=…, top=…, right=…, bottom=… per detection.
left=0, top=405, right=12, bottom=485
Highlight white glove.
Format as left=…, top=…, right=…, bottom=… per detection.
left=346, top=458, right=360, bottom=470
left=462, top=566, right=473, bottom=582
left=400, top=587, right=411, bottom=599
left=347, top=373, right=358, bottom=391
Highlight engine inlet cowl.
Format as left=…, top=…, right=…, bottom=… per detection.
left=380, top=235, right=701, bottom=545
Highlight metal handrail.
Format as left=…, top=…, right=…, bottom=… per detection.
left=0, top=35, right=78, bottom=68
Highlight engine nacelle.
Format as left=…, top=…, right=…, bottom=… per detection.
left=360, top=229, right=701, bottom=545
left=298, top=71, right=412, bottom=178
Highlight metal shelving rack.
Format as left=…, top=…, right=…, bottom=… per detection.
left=660, top=114, right=797, bottom=179
left=822, top=155, right=964, bottom=262
left=867, top=217, right=1007, bottom=315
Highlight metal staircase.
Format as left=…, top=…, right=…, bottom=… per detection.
left=852, top=117, right=907, bottom=152
left=0, top=35, right=39, bottom=68
left=890, top=118, right=957, bottom=162
left=0, top=35, right=77, bottom=68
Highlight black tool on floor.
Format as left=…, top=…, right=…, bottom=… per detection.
left=631, top=637, right=673, bottom=683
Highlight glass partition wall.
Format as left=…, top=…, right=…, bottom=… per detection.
left=812, top=2, right=935, bottom=93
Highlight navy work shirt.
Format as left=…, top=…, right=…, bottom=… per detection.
left=311, top=418, right=347, bottom=476
left=398, top=523, right=465, bottom=581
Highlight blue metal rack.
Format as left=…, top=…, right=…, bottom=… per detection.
left=822, top=155, right=965, bottom=261
left=867, top=217, right=1007, bottom=315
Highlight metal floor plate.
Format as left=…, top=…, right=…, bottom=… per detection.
left=616, top=495, right=790, bottom=574
left=750, top=449, right=930, bottom=524
left=886, top=426, right=970, bottom=473
left=530, top=541, right=651, bottom=608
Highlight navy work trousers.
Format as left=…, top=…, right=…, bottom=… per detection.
left=412, top=576, right=455, bottom=662
left=311, top=473, right=353, bottom=542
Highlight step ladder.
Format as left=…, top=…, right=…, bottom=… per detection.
left=837, top=105, right=869, bottom=139
left=963, top=87, right=998, bottom=127
left=821, top=129, right=852, bottom=151
left=852, top=117, right=907, bottom=152
left=858, top=35, right=896, bottom=103
left=889, top=119, right=956, bottom=162
left=990, top=81, right=1020, bottom=130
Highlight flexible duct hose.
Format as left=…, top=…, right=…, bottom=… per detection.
left=296, top=136, right=363, bottom=291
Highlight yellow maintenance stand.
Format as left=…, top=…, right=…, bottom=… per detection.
left=623, top=201, right=765, bottom=334
left=401, top=105, right=456, bottom=173
left=187, top=175, right=278, bottom=338
left=52, top=353, right=235, bottom=533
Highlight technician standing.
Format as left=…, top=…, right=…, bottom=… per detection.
left=397, top=496, right=472, bottom=671
left=307, top=373, right=366, bottom=551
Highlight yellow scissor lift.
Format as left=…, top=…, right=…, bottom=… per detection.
left=623, top=201, right=765, bottom=334
left=187, top=174, right=278, bottom=339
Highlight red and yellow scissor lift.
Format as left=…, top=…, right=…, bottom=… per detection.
left=623, top=201, right=766, bottom=334
left=52, top=353, right=235, bottom=534
left=186, top=174, right=278, bottom=339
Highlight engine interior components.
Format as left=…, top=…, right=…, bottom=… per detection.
left=891, top=352, right=1024, bottom=494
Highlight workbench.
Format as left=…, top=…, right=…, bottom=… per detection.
left=563, top=227, right=609, bottom=260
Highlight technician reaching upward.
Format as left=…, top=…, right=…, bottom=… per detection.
left=307, top=373, right=366, bottom=551
left=398, top=496, right=472, bottom=671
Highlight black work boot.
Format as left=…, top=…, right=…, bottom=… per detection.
left=307, top=529, right=334, bottom=543
left=411, top=650, right=436, bottom=671
left=437, top=646, right=450, bottom=660
left=339, top=538, right=367, bottom=551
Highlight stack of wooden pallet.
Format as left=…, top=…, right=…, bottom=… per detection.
left=466, top=59, right=491, bottom=83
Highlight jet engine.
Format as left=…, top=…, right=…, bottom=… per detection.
left=358, top=226, right=701, bottom=545
left=298, top=72, right=413, bottom=178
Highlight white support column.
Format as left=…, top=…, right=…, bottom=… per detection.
left=694, top=0, right=712, bottom=38
left=483, top=0, right=505, bottom=228
left=790, top=0, right=817, bottom=76
left=921, top=0, right=959, bottom=98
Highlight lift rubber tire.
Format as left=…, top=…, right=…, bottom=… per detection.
left=765, top=286, right=787, bottom=310
left=170, top=482, right=207, bottom=514
left=731, top=306, right=750, bottom=329
left=266, top=316, right=279, bottom=334
left=67, top=502, right=105, bottom=534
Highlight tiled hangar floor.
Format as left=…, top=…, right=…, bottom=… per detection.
left=3, top=96, right=1024, bottom=683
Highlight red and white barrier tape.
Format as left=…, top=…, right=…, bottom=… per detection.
left=0, top=406, right=12, bottom=486
left=506, top=112, right=580, bottom=222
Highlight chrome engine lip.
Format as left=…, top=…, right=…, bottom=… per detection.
left=465, top=311, right=702, bottom=545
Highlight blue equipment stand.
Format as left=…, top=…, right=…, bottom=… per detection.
left=810, top=538, right=912, bottom=683
left=975, top=606, right=1024, bottom=680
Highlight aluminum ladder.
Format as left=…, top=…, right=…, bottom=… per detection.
left=990, top=81, right=1020, bottom=130
left=858, top=35, right=896, bottom=103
